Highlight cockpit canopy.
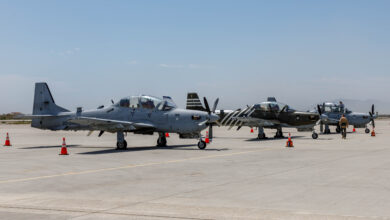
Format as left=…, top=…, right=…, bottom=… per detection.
left=323, top=102, right=342, bottom=113
left=253, top=101, right=295, bottom=112
left=116, top=95, right=176, bottom=111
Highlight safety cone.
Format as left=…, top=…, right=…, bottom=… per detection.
left=286, top=133, right=294, bottom=147
left=353, top=127, right=356, bottom=132
left=59, top=137, right=68, bottom=155
left=165, top=133, right=170, bottom=138
left=371, top=129, right=376, bottom=137
left=205, top=131, right=210, bottom=144
left=4, top=133, right=11, bottom=146
left=250, top=128, right=254, bottom=133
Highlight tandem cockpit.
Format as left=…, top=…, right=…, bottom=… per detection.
left=253, top=101, right=296, bottom=113
left=321, top=102, right=351, bottom=114
left=116, top=95, right=177, bottom=111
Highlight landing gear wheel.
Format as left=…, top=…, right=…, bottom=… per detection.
left=258, top=133, right=266, bottom=139
left=198, top=141, right=206, bottom=150
left=116, top=140, right=127, bottom=150
left=312, top=132, right=319, bottom=139
left=274, top=129, right=284, bottom=139
left=157, top=137, right=167, bottom=147
left=324, top=128, right=331, bottom=134
left=365, top=128, right=370, bottom=134
left=336, top=127, right=341, bottom=133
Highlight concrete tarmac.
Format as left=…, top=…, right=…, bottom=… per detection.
left=0, top=120, right=389, bottom=219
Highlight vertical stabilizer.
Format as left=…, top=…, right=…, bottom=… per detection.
left=33, top=82, right=69, bottom=115
left=186, top=93, right=205, bottom=111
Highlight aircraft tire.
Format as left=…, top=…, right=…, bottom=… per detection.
left=365, top=128, right=370, bottom=134
left=258, top=133, right=266, bottom=139
left=157, top=137, right=167, bottom=147
left=198, top=141, right=206, bottom=150
left=116, top=140, right=127, bottom=150
left=312, top=133, right=319, bottom=139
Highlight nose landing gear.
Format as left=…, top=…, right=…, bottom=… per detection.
left=198, top=134, right=207, bottom=149
left=198, top=140, right=206, bottom=149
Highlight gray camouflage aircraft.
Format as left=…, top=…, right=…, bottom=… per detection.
left=315, top=102, right=377, bottom=134
left=187, top=93, right=321, bottom=139
left=23, top=83, right=219, bottom=150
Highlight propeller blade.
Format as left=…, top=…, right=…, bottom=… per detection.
left=372, top=104, right=375, bottom=115
left=317, top=105, right=322, bottom=116
left=372, top=119, right=375, bottom=128
left=212, top=98, right=219, bottom=113
left=203, top=97, right=211, bottom=113
left=98, top=130, right=105, bottom=137
left=209, top=124, right=213, bottom=140
left=87, top=131, right=93, bottom=136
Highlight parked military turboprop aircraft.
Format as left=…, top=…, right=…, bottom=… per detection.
left=187, top=93, right=320, bottom=139
left=23, top=83, right=219, bottom=150
left=315, top=102, right=377, bottom=134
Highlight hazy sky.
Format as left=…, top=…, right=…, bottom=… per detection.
left=0, top=0, right=389, bottom=114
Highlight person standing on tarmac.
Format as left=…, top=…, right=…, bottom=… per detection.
left=339, top=114, right=349, bottom=139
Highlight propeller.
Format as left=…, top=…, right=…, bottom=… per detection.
left=369, top=104, right=376, bottom=128
left=317, top=104, right=322, bottom=116
left=203, top=97, right=219, bottom=140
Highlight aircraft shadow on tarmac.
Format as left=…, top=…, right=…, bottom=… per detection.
left=20, top=145, right=80, bottom=149
left=78, top=144, right=229, bottom=155
left=245, top=136, right=306, bottom=142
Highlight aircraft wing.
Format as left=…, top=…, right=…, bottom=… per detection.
left=15, top=114, right=59, bottom=119
left=233, top=116, right=278, bottom=127
left=68, top=117, right=155, bottom=131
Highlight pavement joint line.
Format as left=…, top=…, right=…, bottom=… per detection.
left=0, top=205, right=213, bottom=220
left=0, top=148, right=274, bottom=185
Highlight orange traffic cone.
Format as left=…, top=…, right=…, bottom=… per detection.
left=165, top=133, right=170, bottom=138
left=353, top=127, right=356, bottom=132
left=4, top=133, right=11, bottom=146
left=286, top=133, right=294, bottom=147
left=59, top=137, right=68, bottom=155
left=371, top=129, right=376, bottom=137
left=250, top=128, right=254, bottom=133
left=205, top=131, right=210, bottom=144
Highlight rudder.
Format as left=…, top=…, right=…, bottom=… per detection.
left=33, top=82, right=69, bottom=115
left=186, top=92, right=205, bottom=111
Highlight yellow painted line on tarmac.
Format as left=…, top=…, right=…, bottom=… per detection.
left=0, top=148, right=274, bottom=185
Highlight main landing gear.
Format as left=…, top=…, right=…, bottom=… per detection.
left=157, top=133, right=167, bottom=147
left=312, top=132, right=319, bottom=139
left=365, top=128, right=370, bottom=134
left=274, top=128, right=284, bottom=139
left=336, top=125, right=341, bottom=133
left=116, top=131, right=127, bottom=150
left=324, top=124, right=331, bottom=134
left=257, top=127, right=266, bottom=139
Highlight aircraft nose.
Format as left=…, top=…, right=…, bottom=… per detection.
left=210, top=113, right=220, bottom=123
